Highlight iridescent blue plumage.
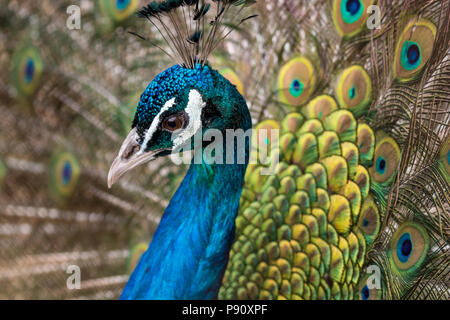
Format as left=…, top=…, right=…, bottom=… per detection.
left=120, top=63, right=251, bottom=299
left=104, top=0, right=258, bottom=300
left=121, top=161, right=248, bottom=299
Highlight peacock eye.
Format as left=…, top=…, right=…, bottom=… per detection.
left=162, top=113, right=186, bottom=132
left=361, top=285, right=370, bottom=300
left=394, top=18, right=436, bottom=81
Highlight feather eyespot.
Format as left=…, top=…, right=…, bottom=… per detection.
left=394, top=18, right=436, bottom=82
left=277, top=57, right=317, bottom=107
left=332, top=0, right=375, bottom=38
left=356, top=274, right=383, bottom=300
left=375, top=156, right=386, bottom=175
left=357, top=196, right=380, bottom=245
left=62, top=161, right=73, bottom=186
left=396, top=233, right=413, bottom=263
left=342, top=0, right=363, bottom=23
left=389, top=223, right=429, bottom=275
left=100, top=0, right=138, bottom=22
left=24, top=58, right=35, bottom=83
left=401, top=41, right=421, bottom=70
left=116, top=0, right=131, bottom=11
left=11, top=45, right=43, bottom=97
left=357, top=283, right=381, bottom=300
left=49, top=151, right=80, bottom=200
left=370, top=136, right=400, bottom=184
left=335, top=65, right=372, bottom=117
left=361, top=285, right=370, bottom=300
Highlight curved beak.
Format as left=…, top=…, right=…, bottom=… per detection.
left=107, top=128, right=162, bottom=188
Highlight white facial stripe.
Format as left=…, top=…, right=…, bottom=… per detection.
left=172, top=89, right=206, bottom=149
left=139, top=97, right=176, bottom=154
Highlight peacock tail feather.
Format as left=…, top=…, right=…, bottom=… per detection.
left=219, top=0, right=450, bottom=300
left=99, top=0, right=140, bottom=23
left=10, top=43, right=44, bottom=99
left=48, top=151, right=81, bottom=201
left=0, top=0, right=179, bottom=299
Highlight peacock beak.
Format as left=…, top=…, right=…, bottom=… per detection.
left=107, top=128, right=163, bottom=188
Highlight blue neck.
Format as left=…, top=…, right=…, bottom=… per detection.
left=120, top=157, right=248, bottom=299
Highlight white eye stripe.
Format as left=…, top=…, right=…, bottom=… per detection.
left=139, top=89, right=206, bottom=154
left=139, top=97, right=176, bottom=154
left=173, top=89, right=206, bottom=149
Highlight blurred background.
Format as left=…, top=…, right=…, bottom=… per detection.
left=0, top=0, right=302, bottom=299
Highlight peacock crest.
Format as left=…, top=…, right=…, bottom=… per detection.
left=135, top=0, right=257, bottom=68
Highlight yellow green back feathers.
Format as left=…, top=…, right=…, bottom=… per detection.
left=220, top=86, right=387, bottom=300
left=220, top=0, right=449, bottom=300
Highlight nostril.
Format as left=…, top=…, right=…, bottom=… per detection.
left=122, top=144, right=140, bottom=160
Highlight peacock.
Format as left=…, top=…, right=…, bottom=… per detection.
left=0, top=0, right=449, bottom=300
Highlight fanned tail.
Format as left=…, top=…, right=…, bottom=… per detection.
left=220, top=0, right=449, bottom=300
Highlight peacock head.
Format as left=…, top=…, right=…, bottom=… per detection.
left=108, top=63, right=251, bottom=188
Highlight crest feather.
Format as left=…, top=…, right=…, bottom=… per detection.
left=137, top=0, right=257, bottom=68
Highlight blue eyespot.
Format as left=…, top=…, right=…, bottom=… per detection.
left=349, top=86, right=356, bottom=100
left=116, top=0, right=131, bottom=11
left=396, top=232, right=413, bottom=263
left=341, top=0, right=363, bottom=24
left=376, top=156, right=386, bottom=175
left=407, top=45, right=420, bottom=64
left=62, top=161, right=72, bottom=185
left=289, top=79, right=304, bottom=98
left=361, top=285, right=370, bottom=300
left=346, top=0, right=361, bottom=15
left=362, top=218, right=369, bottom=227
left=401, top=41, right=422, bottom=71
left=25, top=58, right=35, bottom=84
